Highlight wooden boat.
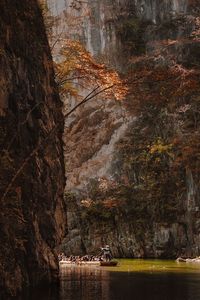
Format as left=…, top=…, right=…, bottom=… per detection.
left=59, top=260, right=118, bottom=267
left=100, top=261, right=118, bottom=266
left=59, top=260, right=100, bottom=266
left=176, top=257, right=200, bottom=263
left=78, top=261, right=100, bottom=266
left=59, top=260, right=73, bottom=265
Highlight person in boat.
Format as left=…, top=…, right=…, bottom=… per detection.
left=101, top=245, right=112, bottom=261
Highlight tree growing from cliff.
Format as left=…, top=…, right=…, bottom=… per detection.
left=55, top=39, right=127, bottom=101
left=122, top=36, right=200, bottom=198
left=0, top=1, right=129, bottom=203
left=0, top=83, right=120, bottom=204
left=39, top=0, right=127, bottom=106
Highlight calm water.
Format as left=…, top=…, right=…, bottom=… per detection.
left=22, top=260, right=200, bottom=300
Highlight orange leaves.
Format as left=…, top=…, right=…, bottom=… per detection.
left=55, top=39, right=128, bottom=100
left=81, top=198, right=93, bottom=208
left=126, top=56, right=200, bottom=116
left=81, top=197, right=120, bottom=209
left=102, top=198, right=119, bottom=208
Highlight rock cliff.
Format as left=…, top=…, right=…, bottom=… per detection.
left=47, top=0, right=200, bottom=258
left=0, top=0, right=65, bottom=297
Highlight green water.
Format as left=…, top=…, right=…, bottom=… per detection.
left=102, top=259, right=200, bottom=274
left=20, top=259, right=200, bottom=300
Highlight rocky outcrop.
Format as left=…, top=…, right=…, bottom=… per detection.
left=47, top=0, right=200, bottom=258
left=0, top=0, right=65, bottom=297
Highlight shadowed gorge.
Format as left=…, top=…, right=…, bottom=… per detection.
left=0, top=0, right=200, bottom=298
left=0, top=0, right=65, bottom=297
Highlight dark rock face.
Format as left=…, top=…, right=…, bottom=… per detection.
left=0, top=0, right=65, bottom=297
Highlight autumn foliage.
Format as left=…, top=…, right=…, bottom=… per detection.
left=55, top=39, right=128, bottom=101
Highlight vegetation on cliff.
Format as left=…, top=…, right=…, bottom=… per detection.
left=58, top=2, right=200, bottom=258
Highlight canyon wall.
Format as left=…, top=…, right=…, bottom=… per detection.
left=47, top=0, right=200, bottom=258
left=0, top=0, right=65, bottom=297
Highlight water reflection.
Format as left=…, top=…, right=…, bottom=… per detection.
left=60, top=266, right=110, bottom=300
left=18, top=260, right=200, bottom=300
left=59, top=264, right=200, bottom=300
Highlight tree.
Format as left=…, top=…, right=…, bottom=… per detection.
left=55, top=39, right=127, bottom=101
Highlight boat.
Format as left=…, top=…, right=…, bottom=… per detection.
left=59, top=260, right=100, bottom=266
left=59, top=260, right=118, bottom=267
left=176, top=257, right=200, bottom=263
left=78, top=261, right=100, bottom=266
left=100, top=261, right=118, bottom=266
left=59, top=260, right=73, bottom=265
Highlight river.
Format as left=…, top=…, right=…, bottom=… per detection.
left=21, top=260, right=200, bottom=300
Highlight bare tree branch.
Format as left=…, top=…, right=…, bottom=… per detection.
left=0, top=84, right=114, bottom=203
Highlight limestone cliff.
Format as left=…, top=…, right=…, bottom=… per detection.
left=0, top=0, right=65, bottom=297
left=47, top=0, right=200, bottom=258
